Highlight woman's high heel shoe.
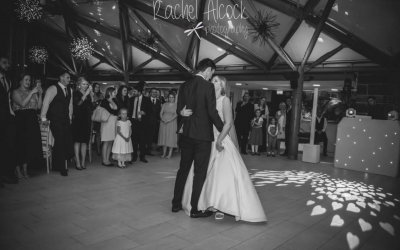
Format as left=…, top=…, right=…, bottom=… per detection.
left=15, top=170, right=24, bottom=179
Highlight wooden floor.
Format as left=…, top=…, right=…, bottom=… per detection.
left=1, top=151, right=399, bottom=250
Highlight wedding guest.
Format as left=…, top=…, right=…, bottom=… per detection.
left=41, top=72, right=74, bottom=176
left=100, top=87, right=118, bottom=166
left=314, top=108, right=328, bottom=156
left=147, top=88, right=162, bottom=155
left=158, top=93, right=178, bottom=158
left=92, top=82, right=104, bottom=155
left=281, top=97, right=292, bottom=156
left=0, top=54, right=18, bottom=186
left=72, top=77, right=94, bottom=170
left=249, top=109, right=264, bottom=155
left=115, top=85, right=130, bottom=110
left=11, top=73, right=43, bottom=179
left=367, top=96, right=385, bottom=120
left=234, top=92, right=254, bottom=154
left=112, top=108, right=133, bottom=168
left=127, top=87, right=134, bottom=98
left=128, top=82, right=152, bottom=163
left=254, top=97, right=269, bottom=153
left=267, top=117, right=279, bottom=157
left=276, top=102, right=286, bottom=154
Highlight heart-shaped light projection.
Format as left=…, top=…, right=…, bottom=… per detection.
left=315, top=188, right=324, bottom=192
left=332, top=202, right=343, bottom=210
left=356, top=201, right=366, bottom=209
left=328, top=194, right=338, bottom=200
left=307, top=200, right=315, bottom=206
left=331, top=215, right=344, bottom=227
left=338, top=198, right=345, bottom=202
left=347, top=203, right=361, bottom=213
left=358, top=218, right=372, bottom=232
left=276, top=184, right=287, bottom=186
left=371, top=211, right=377, bottom=216
left=345, top=196, right=358, bottom=201
left=373, top=200, right=382, bottom=205
left=317, top=196, right=323, bottom=200
left=368, top=203, right=381, bottom=212
left=347, top=232, right=360, bottom=250
left=379, top=222, right=395, bottom=236
left=326, top=192, right=333, bottom=195
left=311, top=192, right=316, bottom=195
left=311, top=205, right=326, bottom=216
left=394, top=215, right=400, bottom=220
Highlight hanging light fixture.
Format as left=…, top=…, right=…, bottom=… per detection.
left=29, top=46, right=48, bottom=64
left=70, top=37, right=94, bottom=60
left=15, top=0, right=43, bottom=22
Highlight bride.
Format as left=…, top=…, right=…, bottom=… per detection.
left=182, top=75, right=267, bottom=222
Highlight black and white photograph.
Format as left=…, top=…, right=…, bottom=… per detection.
left=0, top=0, right=399, bottom=250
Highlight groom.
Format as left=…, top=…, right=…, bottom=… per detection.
left=172, top=59, right=224, bottom=218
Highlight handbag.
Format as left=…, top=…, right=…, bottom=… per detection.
left=92, top=106, right=111, bottom=122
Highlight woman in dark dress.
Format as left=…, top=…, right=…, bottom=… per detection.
left=92, top=83, right=104, bottom=155
left=72, top=77, right=94, bottom=170
left=115, top=85, right=129, bottom=110
left=11, top=73, right=43, bottom=179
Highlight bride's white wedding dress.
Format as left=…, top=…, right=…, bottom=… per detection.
left=182, top=96, right=267, bottom=222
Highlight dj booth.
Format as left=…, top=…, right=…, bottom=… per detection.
left=334, top=117, right=400, bottom=177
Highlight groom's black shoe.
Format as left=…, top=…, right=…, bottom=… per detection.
left=190, top=211, right=213, bottom=218
left=172, top=206, right=182, bottom=213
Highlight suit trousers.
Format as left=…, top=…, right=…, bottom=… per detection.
left=131, top=118, right=147, bottom=159
left=50, top=121, right=73, bottom=172
left=284, top=128, right=291, bottom=153
left=146, top=121, right=159, bottom=151
left=235, top=125, right=250, bottom=153
left=172, top=135, right=212, bottom=214
left=0, top=114, right=16, bottom=177
left=314, top=131, right=328, bottom=155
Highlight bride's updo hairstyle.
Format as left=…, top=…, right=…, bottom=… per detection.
left=215, top=75, right=227, bottom=96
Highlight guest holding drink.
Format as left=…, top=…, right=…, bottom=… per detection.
left=158, top=93, right=178, bottom=158
left=72, top=77, right=94, bottom=170
left=11, top=73, right=43, bottom=179
left=100, top=87, right=118, bottom=166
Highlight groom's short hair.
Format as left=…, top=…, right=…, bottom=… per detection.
left=197, top=59, right=216, bottom=73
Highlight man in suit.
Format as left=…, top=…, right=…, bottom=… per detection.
left=41, top=72, right=74, bottom=176
left=146, top=88, right=162, bottom=156
left=129, top=81, right=153, bottom=163
left=234, top=92, right=254, bottom=155
left=172, top=58, right=224, bottom=218
left=0, top=54, right=18, bottom=187
left=281, top=97, right=292, bottom=156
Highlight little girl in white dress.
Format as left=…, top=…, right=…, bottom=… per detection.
left=112, top=108, right=133, bottom=168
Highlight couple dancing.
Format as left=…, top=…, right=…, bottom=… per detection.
left=172, top=59, right=266, bottom=222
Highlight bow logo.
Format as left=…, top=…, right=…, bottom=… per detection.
left=184, top=22, right=204, bottom=39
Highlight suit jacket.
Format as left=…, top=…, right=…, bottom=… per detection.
left=234, top=101, right=254, bottom=130
left=149, top=98, right=162, bottom=124
left=128, top=95, right=153, bottom=123
left=177, top=75, right=224, bottom=142
left=0, top=75, right=14, bottom=121
left=285, top=106, right=292, bottom=133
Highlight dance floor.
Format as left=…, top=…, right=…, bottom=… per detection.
left=1, top=152, right=399, bottom=250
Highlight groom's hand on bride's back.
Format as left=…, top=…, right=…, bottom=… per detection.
left=180, top=105, right=193, bottom=117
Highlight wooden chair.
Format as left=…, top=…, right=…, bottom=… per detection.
left=40, top=122, right=53, bottom=173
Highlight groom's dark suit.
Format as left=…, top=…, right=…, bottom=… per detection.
left=172, top=75, right=224, bottom=215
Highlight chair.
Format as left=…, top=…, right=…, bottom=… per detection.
left=40, top=122, right=53, bottom=173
